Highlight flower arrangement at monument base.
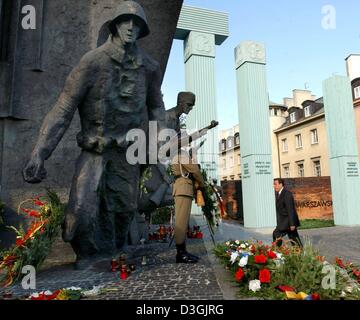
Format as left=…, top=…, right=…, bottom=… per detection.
left=28, top=286, right=104, bottom=300
left=0, top=191, right=65, bottom=287
left=335, top=257, right=360, bottom=284
left=148, top=225, right=203, bottom=242
left=214, top=239, right=360, bottom=300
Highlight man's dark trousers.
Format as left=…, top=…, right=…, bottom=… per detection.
left=273, top=228, right=302, bottom=247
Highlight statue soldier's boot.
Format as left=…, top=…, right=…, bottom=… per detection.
left=176, top=243, right=199, bottom=264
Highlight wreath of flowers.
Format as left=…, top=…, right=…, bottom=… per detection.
left=0, top=191, right=64, bottom=287
left=214, top=239, right=360, bottom=300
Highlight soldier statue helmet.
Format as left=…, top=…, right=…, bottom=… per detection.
left=109, top=1, right=150, bottom=39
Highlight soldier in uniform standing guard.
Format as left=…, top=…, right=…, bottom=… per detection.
left=171, top=148, right=205, bottom=263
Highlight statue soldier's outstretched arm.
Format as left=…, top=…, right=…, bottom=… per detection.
left=23, top=55, right=93, bottom=184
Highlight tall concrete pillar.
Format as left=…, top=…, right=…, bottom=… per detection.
left=183, top=31, right=218, bottom=178
left=235, top=41, right=276, bottom=228
left=322, top=75, right=360, bottom=226
left=175, top=5, right=229, bottom=180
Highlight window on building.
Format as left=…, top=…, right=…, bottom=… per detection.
left=355, top=86, right=360, bottom=99
left=220, top=139, right=226, bottom=152
left=223, top=159, right=226, bottom=169
left=295, top=134, right=303, bottom=149
left=227, top=137, right=233, bottom=149
left=238, top=154, right=241, bottom=166
left=313, top=160, right=321, bottom=177
left=282, top=138, right=288, bottom=152
left=283, top=165, right=290, bottom=178
left=311, top=129, right=319, bottom=144
left=290, top=112, right=296, bottom=123
left=235, top=133, right=240, bottom=146
left=274, top=109, right=278, bottom=116
left=304, top=106, right=311, bottom=117
left=297, top=163, right=305, bottom=177
left=230, top=156, right=234, bottom=168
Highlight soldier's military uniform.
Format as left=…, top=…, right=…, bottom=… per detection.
left=27, top=2, right=165, bottom=264
left=171, top=149, right=205, bottom=263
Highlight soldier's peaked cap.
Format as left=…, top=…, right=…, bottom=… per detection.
left=109, top=1, right=150, bottom=39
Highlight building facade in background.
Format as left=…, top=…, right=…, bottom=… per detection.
left=219, top=53, right=360, bottom=182
left=274, top=97, right=330, bottom=179
left=219, top=124, right=240, bottom=181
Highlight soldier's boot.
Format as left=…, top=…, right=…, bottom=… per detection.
left=176, top=243, right=199, bottom=264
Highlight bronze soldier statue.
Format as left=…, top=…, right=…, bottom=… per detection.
left=166, top=92, right=196, bottom=133
left=22, top=1, right=165, bottom=268
left=137, top=91, right=197, bottom=216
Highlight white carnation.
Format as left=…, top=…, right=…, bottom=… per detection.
left=238, top=255, right=248, bottom=267
left=230, top=252, right=239, bottom=264
left=275, top=252, right=283, bottom=260
left=249, top=280, right=261, bottom=292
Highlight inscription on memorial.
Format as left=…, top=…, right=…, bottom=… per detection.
left=295, top=200, right=333, bottom=209
left=243, top=163, right=250, bottom=179
left=255, top=161, right=271, bottom=176
left=346, top=162, right=359, bottom=177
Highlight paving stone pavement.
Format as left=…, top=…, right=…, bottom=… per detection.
left=0, top=233, right=225, bottom=300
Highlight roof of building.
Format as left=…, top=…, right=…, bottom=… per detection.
left=345, top=53, right=360, bottom=60
left=269, top=101, right=288, bottom=110
left=275, top=99, right=324, bottom=132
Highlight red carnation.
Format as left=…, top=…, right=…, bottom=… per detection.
left=311, top=293, right=320, bottom=300
left=335, top=257, right=345, bottom=269
left=21, top=208, right=41, bottom=218
left=2, top=255, right=17, bottom=266
left=259, top=269, right=271, bottom=283
left=254, top=254, right=267, bottom=264
left=33, top=199, right=45, bottom=207
left=267, top=251, right=277, bottom=259
left=235, top=268, right=245, bottom=282
left=29, top=210, right=41, bottom=218
left=16, top=239, right=25, bottom=247
left=352, top=269, right=360, bottom=278
left=276, top=285, right=295, bottom=292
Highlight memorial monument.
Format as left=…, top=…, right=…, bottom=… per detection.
left=234, top=41, right=276, bottom=229
left=0, top=1, right=183, bottom=263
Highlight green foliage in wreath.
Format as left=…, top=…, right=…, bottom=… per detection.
left=151, top=206, right=174, bottom=225
left=214, top=239, right=360, bottom=300
left=200, top=169, right=217, bottom=227
left=0, top=190, right=65, bottom=286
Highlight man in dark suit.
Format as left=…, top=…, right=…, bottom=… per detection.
left=273, top=178, right=302, bottom=247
